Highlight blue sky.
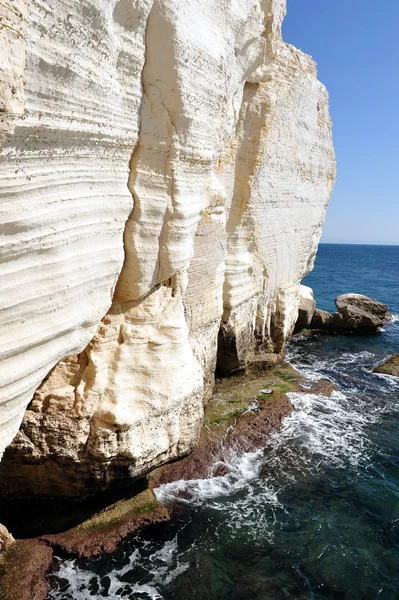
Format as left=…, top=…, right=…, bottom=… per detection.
left=283, top=0, right=399, bottom=245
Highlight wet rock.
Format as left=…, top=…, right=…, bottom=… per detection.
left=149, top=361, right=335, bottom=489
left=373, top=354, right=399, bottom=377
left=0, top=490, right=169, bottom=598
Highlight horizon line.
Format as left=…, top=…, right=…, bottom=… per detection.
left=320, top=241, right=399, bottom=247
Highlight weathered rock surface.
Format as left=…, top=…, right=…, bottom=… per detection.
left=294, top=285, right=316, bottom=332
left=373, top=354, right=399, bottom=377
left=0, top=539, right=53, bottom=600
left=0, top=0, right=335, bottom=495
left=309, top=308, right=333, bottom=329
left=306, top=294, right=389, bottom=334
left=0, top=524, right=14, bottom=555
left=333, top=294, right=388, bottom=330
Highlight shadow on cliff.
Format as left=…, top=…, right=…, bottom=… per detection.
left=0, top=476, right=149, bottom=538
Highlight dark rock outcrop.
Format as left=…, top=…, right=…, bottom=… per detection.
left=41, top=489, right=169, bottom=559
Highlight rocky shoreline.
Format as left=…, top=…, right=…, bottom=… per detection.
left=0, top=357, right=335, bottom=600
left=0, top=291, right=391, bottom=599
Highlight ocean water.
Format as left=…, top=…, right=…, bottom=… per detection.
left=48, top=244, right=399, bottom=600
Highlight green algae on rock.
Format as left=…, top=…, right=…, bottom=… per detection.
left=41, top=489, right=169, bottom=559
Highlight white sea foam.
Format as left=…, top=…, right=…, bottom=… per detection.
left=154, top=448, right=264, bottom=508
left=279, top=390, right=374, bottom=469
left=155, top=385, right=378, bottom=515
left=48, top=535, right=189, bottom=600
left=286, top=348, right=376, bottom=383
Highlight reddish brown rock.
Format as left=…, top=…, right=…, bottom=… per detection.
left=41, top=489, right=169, bottom=559
left=0, top=539, right=53, bottom=600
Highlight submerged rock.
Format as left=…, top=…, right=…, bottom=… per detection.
left=373, top=354, right=399, bottom=377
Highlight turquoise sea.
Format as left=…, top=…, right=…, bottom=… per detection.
left=48, top=244, right=399, bottom=600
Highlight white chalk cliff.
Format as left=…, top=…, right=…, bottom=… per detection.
left=0, top=0, right=335, bottom=495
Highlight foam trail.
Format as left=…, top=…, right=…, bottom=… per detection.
left=48, top=535, right=189, bottom=600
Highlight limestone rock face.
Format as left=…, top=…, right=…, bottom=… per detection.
left=0, top=523, right=15, bottom=554
left=0, top=0, right=150, bottom=457
left=294, top=285, right=316, bottom=333
left=0, top=0, right=335, bottom=495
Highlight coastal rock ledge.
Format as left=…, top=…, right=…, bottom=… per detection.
left=306, top=294, right=389, bottom=334
left=0, top=0, right=335, bottom=498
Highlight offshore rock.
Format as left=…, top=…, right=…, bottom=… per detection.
left=0, top=0, right=335, bottom=496
left=333, top=294, right=388, bottom=330
left=307, top=294, right=388, bottom=334
left=373, top=354, right=399, bottom=377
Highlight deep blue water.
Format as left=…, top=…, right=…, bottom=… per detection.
left=304, top=243, right=399, bottom=316
left=48, top=244, right=399, bottom=600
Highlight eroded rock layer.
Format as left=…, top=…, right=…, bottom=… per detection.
left=0, top=0, right=335, bottom=496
